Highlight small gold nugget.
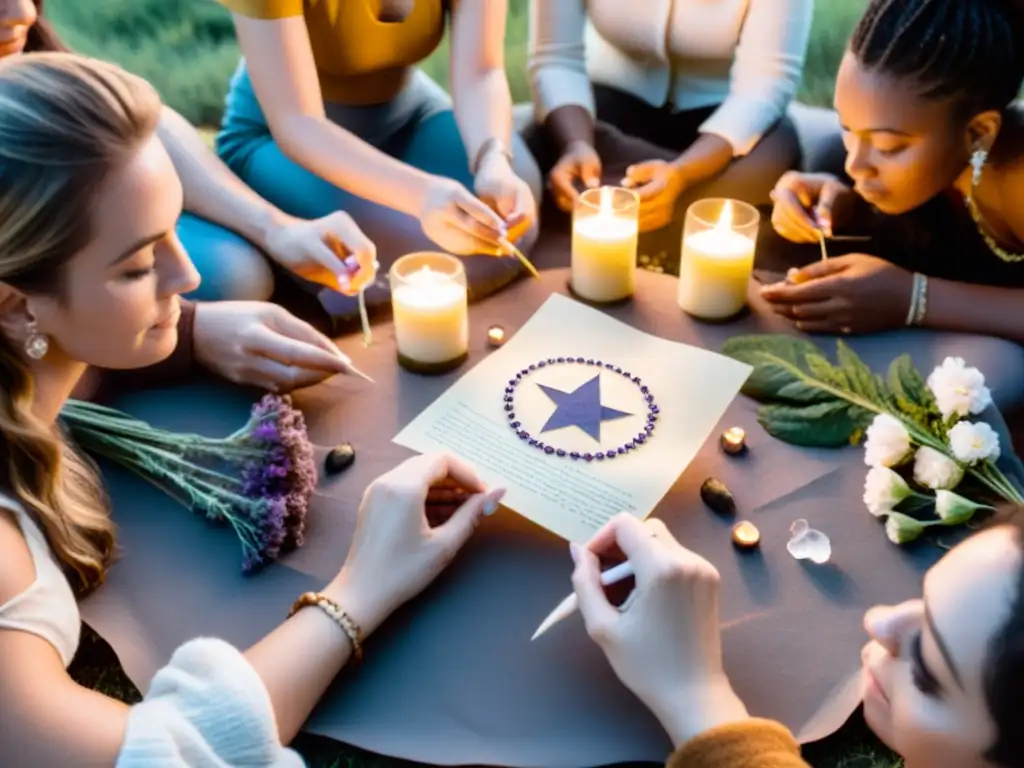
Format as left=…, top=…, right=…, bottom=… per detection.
left=486, top=325, right=506, bottom=348
left=720, top=427, right=747, bottom=455
left=731, top=521, right=761, bottom=550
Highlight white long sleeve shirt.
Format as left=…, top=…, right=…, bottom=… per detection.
left=528, top=0, right=814, bottom=156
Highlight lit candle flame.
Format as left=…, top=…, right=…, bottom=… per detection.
left=715, top=200, right=734, bottom=231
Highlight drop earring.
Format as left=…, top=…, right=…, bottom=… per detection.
left=971, top=147, right=988, bottom=188
left=24, top=321, right=49, bottom=360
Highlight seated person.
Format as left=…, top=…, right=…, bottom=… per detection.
left=525, top=0, right=812, bottom=260
left=216, top=0, right=542, bottom=319
left=0, top=52, right=505, bottom=764
left=3, top=0, right=376, bottom=304
left=765, top=0, right=1024, bottom=342
left=573, top=512, right=1024, bottom=768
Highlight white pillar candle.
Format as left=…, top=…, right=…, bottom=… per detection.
left=677, top=199, right=759, bottom=320
left=571, top=186, right=639, bottom=303
left=390, top=253, right=469, bottom=371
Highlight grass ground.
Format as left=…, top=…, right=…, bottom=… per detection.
left=52, top=0, right=903, bottom=765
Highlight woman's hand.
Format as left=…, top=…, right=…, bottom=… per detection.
left=770, top=172, right=857, bottom=242
left=549, top=140, right=602, bottom=213
left=329, top=453, right=505, bottom=634
left=419, top=176, right=510, bottom=256
left=759, top=254, right=914, bottom=334
left=193, top=302, right=357, bottom=392
left=474, top=154, right=537, bottom=244
left=622, top=159, right=688, bottom=232
left=573, top=514, right=748, bottom=748
left=263, top=211, right=378, bottom=295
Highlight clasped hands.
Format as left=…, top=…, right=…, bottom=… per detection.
left=764, top=172, right=914, bottom=334
left=549, top=141, right=688, bottom=232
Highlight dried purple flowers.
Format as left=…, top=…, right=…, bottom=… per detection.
left=61, top=394, right=316, bottom=574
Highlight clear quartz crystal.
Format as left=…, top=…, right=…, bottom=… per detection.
left=786, top=519, right=832, bottom=564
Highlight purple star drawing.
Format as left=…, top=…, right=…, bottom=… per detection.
left=537, top=374, right=632, bottom=441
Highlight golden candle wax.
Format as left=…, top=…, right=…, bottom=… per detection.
left=571, top=186, right=639, bottom=303
left=677, top=199, right=759, bottom=320
left=390, top=253, right=469, bottom=373
left=721, top=426, right=747, bottom=455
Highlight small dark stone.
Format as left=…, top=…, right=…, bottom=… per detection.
left=570, top=451, right=581, bottom=460
left=325, top=443, right=356, bottom=474
left=605, top=451, right=617, bottom=459
left=584, top=453, right=594, bottom=461
left=700, top=478, right=737, bottom=516
left=544, top=445, right=555, bottom=455
left=510, top=421, right=521, bottom=428
left=557, top=357, right=566, bottom=363
left=596, top=452, right=605, bottom=460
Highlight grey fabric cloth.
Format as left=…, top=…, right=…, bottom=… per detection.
left=83, top=269, right=1022, bottom=767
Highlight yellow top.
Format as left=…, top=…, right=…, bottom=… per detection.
left=220, top=0, right=446, bottom=104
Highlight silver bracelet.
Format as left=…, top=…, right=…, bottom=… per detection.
left=906, top=273, right=929, bottom=327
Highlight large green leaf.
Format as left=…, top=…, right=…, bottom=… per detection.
left=757, top=400, right=873, bottom=447
left=836, top=341, right=886, bottom=405
left=722, top=335, right=822, bottom=400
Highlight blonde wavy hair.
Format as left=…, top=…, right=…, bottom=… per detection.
left=0, top=53, right=162, bottom=595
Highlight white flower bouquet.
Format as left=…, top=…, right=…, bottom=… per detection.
left=723, top=337, right=1023, bottom=544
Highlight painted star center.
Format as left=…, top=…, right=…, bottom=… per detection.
left=537, top=374, right=632, bottom=441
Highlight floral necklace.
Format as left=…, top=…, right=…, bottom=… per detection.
left=964, top=192, right=1024, bottom=263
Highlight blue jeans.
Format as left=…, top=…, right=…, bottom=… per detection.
left=176, top=212, right=274, bottom=302
left=217, top=62, right=539, bottom=319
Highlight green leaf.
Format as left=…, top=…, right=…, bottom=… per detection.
left=887, top=355, right=934, bottom=409
left=757, top=400, right=873, bottom=447
left=722, top=335, right=821, bottom=368
left=836, top=341, right=886, bottom=405
left=723, top=335, right=823, bottom=401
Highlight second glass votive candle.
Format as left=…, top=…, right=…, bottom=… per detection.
left=677, top=198, right=759, bottom=321
left=570, top=186, right=639, bottom=303
left=389, top=252, right=469, bottom=374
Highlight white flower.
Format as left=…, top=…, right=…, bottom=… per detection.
left=863, top=414, right=911, bottom=467
left=863, top=466, right=912, bottom=517
left=885, top=513, right=926, bottom=544
left=948, top=421, right=1001, bottom=464
left=935, top=490, right=989, bottom=526
left=927, top=357, right=992, bottom=421
left=912, top=446, right=964, bottom=490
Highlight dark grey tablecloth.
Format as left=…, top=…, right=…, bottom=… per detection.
left=82, top=269, right=1023, bottom=767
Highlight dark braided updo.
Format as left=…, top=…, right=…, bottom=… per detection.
left=851, top=0, right=1024, bottom=116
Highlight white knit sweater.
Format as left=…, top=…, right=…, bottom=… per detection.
left=528, top=0, right=814, bottom=155
left=0, top=496, right=304, bottom=767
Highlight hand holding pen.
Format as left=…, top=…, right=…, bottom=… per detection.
left=537, top=514, right=748, bottom=748
left=769, top=172, right=862, bottom=246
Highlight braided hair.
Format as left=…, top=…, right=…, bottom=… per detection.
left=851, top=0, right=1024, bottom=117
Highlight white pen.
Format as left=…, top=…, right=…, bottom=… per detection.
left=531, top=560, right=635, bottom=641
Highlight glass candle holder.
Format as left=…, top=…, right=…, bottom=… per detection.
left=389, top=252, right=469, bottom=374
left=570, top=186, right=639, bottom=303
left=677, top=198, right=759, bottom=320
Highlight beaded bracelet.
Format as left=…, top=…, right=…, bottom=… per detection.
left=289, top=592, right=363, bottom=661
left=503, top=357, right=658, bottom=460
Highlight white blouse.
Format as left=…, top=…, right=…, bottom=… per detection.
left=0, top=495, right=303, bottom=767
left=528, top=0, right=814, bottom=155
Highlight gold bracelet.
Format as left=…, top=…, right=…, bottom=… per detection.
left=288, top=592, right=363, bottom=661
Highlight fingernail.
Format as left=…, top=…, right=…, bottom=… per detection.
left=569, top=541, right=582, bottom=563
left=482, top=487, right=506, bottom=516
left=344, top=255, right=360, bottom=271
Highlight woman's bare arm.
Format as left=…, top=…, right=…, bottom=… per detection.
left=0, top=509, right=367, bottom=762
left=448, top=0, right=513, bottom=167
left=230, top=14, right=434, bottom=217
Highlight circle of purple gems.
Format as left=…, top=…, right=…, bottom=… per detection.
left=504, top=358, right=658, bottom=460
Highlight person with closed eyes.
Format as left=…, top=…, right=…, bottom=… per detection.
left=570, top=513, right=1024, bottom=768
left=763, top=0, right=1024, bottom=342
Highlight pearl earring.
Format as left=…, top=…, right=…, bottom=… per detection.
left=971, top=148, right=988, bottom=187
left=24, top=322, right=49, bottom=360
